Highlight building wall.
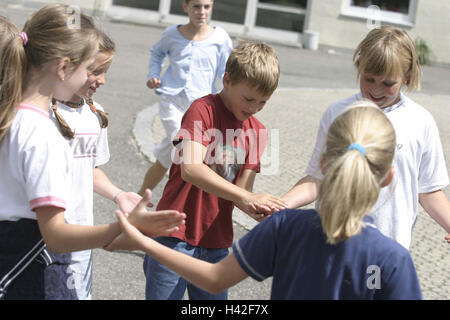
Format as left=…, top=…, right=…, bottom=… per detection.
left=308, top=0, right=450, bottom=64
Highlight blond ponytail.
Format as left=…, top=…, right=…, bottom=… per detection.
left=0, top=33, right=27, bottom=144
left=318, top=102, right=396, bottom=244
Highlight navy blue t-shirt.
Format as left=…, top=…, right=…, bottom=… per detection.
left=232, top=209, right=422, bottom=300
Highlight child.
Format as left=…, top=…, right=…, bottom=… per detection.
left=50, top=29, right=144, bottom=300
left=108, top=103, right=423, bottom=300
left=281, top=26, right=450, bottom=249
left=137, top=41, right=286, bottom=300
left=138, top=0, right=233, bottom=193
left=0, top=4, right=185, bottom=300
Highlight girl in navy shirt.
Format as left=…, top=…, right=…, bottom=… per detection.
left=108, top=102, right=422, bottom=299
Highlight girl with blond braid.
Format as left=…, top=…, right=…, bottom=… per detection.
left=50, top=28, right=146, bottom=300
left=0, top=4, right=185, bottom=300
left=107, top=102, right=422, bottom=300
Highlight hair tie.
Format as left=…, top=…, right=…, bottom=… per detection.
left=347, top=143, right=366, bottom=156
left=18, top=32, right=28, bottom=46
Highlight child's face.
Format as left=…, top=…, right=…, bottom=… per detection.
left=359, top=72, right=407, bottom=109
left=221, top=73, right=272, bottom=121
left=183, top=0, right=213, bottom=27
left=76, top=52, right=113, bottom=99
left=53, top=55, right=96, bottom=101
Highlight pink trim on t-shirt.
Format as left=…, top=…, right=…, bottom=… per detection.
left=19, top=104, right=49, bottom=118
left=29, top=196, right=66, bottom=211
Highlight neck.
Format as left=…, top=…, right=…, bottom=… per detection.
left=21, top=71, right=53, bottom=111
left=67, top=95, right=83, bottom=105
left=182, top=23, right=212, bottom=41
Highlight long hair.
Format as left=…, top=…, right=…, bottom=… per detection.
left=0, top=16, right=19, bottom=85
left=318, top=102, right=396, bottom=244
left=0, top=4, right=99, bottom=145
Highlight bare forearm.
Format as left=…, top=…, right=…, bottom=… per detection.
left=39, top=219, right=120, bottom=253
left=141, top=238, right=245, bottom=294
left=93, top=168, right=121, bottom=201
left=182, top=163, right=250, bottom=203
left=282, top=175, right=320, bottom=209
left=419, top=190, right=450, bottom=233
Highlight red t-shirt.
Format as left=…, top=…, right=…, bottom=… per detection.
left=156, top=94, right=267, bottom=248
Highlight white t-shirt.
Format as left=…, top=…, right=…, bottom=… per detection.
left=306, top=93, right=449, bottom=249
left=0, top=104, right=72, bottom=221
left=50, top=100, right=110, bottom=300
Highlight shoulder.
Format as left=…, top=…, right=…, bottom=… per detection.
left=212, top=26, right=231, bottom=40
left=267, top=209, right=321, bottom=233
left=247, top=115, right=266, bottom=131
left=164, top=25, right=179, bottom=35
left=325, top=93, right=361, bottom=117
left=189, top=94, right=216, bottom=113
left=402, top=95, right=436, bottom=123
left=182, top=95, right=216, bottom=125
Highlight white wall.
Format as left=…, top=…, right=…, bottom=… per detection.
left=308, top=0, right=450, bottom=64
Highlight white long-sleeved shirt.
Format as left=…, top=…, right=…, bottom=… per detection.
left=147, top=24, right=232, bottom=102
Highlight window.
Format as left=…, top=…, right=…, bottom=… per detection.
left=256, top=0, right=307, bottom=32
left=112, top=0, right=159, bottom=11
left=341, top=0, right=417, bottom=27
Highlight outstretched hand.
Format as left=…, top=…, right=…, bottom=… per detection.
left=127, top=189, right=186, bottom=238
left=445, top=234, right=450, bottom=243
left=115, top=191, right=153, bottom=216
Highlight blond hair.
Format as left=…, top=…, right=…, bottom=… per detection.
left=353, top=26, right=421, bottom=91
left=0, top=4, right=99, bottom=145
left=318, top=102, right=396, bottom=244
left=0, top=16, right=19, bottom=85
left=52, top=29, right=114, bottom=139
left=226, top=40, right=279, bottom=96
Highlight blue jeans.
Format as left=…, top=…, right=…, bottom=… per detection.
left=143, top=237, right=229, bottom=300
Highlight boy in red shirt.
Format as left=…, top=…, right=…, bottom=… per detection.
left=144, top=41, right=286, bottom=300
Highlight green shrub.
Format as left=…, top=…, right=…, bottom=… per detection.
left=415, top=37, right=432, bottom=65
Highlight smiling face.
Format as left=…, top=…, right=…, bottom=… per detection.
left=220, top=73, right=272, bottom=121
left=359, top=72, right=407, bottom=109
left=183, top=0, right=213, bottom=28
left=74, top=51, right=114, bottom=100
left=53, top=55, right=96, bottom=102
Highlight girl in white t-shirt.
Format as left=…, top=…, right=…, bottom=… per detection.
left=0, top=4, right=185, bottom=300
left=282, top=26, right=450, bottom=249
left=50, top=30, right=145, bottom=300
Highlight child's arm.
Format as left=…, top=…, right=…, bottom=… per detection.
left=281, top=175, right=320, bottom=209
left=234, top=168, right=267, bottom=220
left=93, top=167, right=151, bottom=215
left=419, top=190, right=450, bottom=242
left=147, top=33, right=167, bottom=89
left=181, top=139, right=286, bottom=214
left=35, top=191, right=185, bottom=253
left=107, top=210, right=248, bottom=295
